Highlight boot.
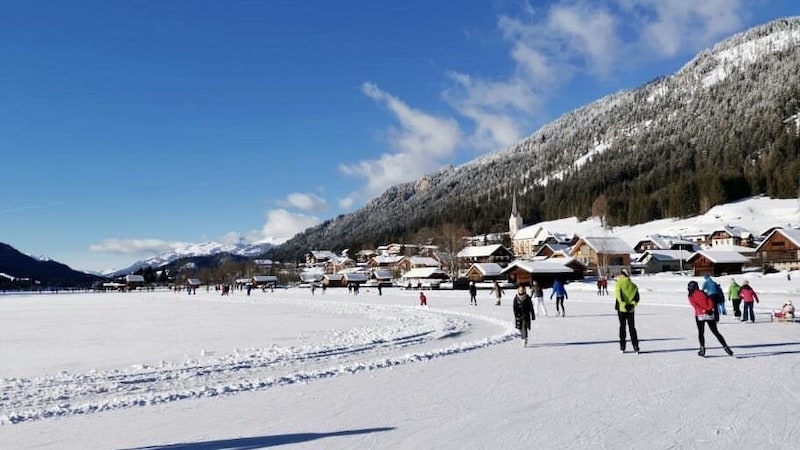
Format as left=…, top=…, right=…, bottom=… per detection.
left=724, top=346, right=734, bottom=356
left=522, top=338, right=527, bottom=347
left=698, top=347, right=706, bottom=357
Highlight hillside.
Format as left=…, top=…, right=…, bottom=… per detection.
left=267, top=17, right=800, bottom=263
left=0, top=243, right=104, bottom=288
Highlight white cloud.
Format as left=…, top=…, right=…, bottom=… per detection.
left=89, top=238, right=189, bottom=254
left=284, top=192, right=328, bottom=212
left=259, top=209, right=321, bottom=244
left=625, top=0, right=745, bottom=57
left=338, top=83, right=461, bottom=203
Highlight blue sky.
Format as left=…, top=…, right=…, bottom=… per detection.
left=1, top=0, right=798, bottom=273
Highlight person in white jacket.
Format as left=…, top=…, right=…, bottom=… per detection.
left=531, top=280, right=548, bottom=317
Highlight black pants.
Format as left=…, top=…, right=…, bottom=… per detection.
left=555, top=296, right=565, bottom=315
left=618, top=311, right=639, bottom=351
left=732, top=299, right=741, bottom=317
left=695, top=318, right=729, bottom=348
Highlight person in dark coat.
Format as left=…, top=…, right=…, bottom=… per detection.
left=469, top=281, right=478, bottom=306
left=688, top=280, right=733, bottom=357
left=512, top=285, right=535, bottom=347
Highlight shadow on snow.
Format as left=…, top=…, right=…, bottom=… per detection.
left=123, top=427, right=396, bottom=450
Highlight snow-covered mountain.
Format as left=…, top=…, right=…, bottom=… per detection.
left=106, top=241, right=272, bottom=277
left=268, top=17, right=800, bottom=262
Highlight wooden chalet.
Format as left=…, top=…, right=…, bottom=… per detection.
left=569, top=236, right=633, bottom=276
left=687, top=251, right=749, bottom=276
left=124, top=274, right=145, bottom=290
left=397, top=256, right=440, bottom=274
left=322, top=273, right=346, bottom=287
left=464, top=263, right=505, bottom=282
left=252, top=275, right=278, bottom=287
left=456, top=244, right=514, bottom=272
left=633, top=234, right=696, bottom=253
left=637, top=250, right=692, bottom=274
left=501, top=259, right=583, bottom=288
left=709, top=226, right=755, bottom=248
left=754, top=228, right=800, bottom=271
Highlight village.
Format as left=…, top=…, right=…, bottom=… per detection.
left=291, top=198, right=800, bottom=292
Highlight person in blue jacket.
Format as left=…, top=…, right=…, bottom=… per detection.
left=550, top=279, right=568, bottom=317
left=702, top=274, right=725, bottom=320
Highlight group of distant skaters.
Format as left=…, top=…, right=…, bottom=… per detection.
left=508, top=271, right=788, bottom=356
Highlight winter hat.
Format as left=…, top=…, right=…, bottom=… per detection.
left=743, top=280, right=749, bottom=285
left=688, top=281, right=699, bottom=292
left=621, top=269, right=630, bottom=277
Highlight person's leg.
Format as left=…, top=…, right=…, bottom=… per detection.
left=558, top=297, right=565, bottom=316
left=706, top=321, right=732, bottom=354
left=618, top=312, right=627, bottom=351
left=626, top=313, right=639, bottom=351
left=741, top=303, right=749, bottom=321
left=696, top=319, right=706, bottom=350
left=733, top=299, right=741, bottom=318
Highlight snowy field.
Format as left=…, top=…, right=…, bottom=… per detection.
left=1, top=272, right=800, bottom=449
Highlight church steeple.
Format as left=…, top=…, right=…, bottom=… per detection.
left=509, top=192, right=523, bottom=236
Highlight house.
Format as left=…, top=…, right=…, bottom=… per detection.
left=709, top=225, right=755, bottom=248
left=500, top=259, right=583, bottom=288
left=397, top=256, right=440, bottom=274
left=754, top=228, right=800, bottom=271
left=633, top=234, right=697, bottom=253
left=637, top=250, right=693, bottom=274
left=252, top=275, right=278, bottom=287
left=783, top=111, right=800, bottom=136
left=342, top=272, right=368, bottom=286
left=687, top=251, right=750, bottom=276
left=456, top=244, right=514, bottom=272
left=368, top=254, right=405, bottom=273
left=369, top=269, right=394, bottom=286
left=124, top=274, right=145, bottom=290
left=512, top=224, right=577, bottom=257
left=569, top=236, right=633, bottom=276
left=464, top=263, right=505, bottom=282
left=533, top=243, right=572, bottom=259
left=307, top=250, right=337, bottom=266
left=324, top=256, right=355, bottom=274
left=186, top=278, right=202, bottom=289
left=401, top=267, right=450, bottom=289
left=322, top=273, right=346, bottom=287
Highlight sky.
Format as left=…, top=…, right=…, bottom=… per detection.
left=1, top=272, right=799, bottom=448
left=1, top=0, right=799, bottom=273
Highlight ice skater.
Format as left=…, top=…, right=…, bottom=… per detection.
left=687, top=281, right=733, bottom=357
left=550, top=279, right=568, bottom=317
left=512, top=285, right=535, bottom=347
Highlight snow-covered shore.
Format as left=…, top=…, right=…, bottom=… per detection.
left=1, top=272, right=799, bottom=449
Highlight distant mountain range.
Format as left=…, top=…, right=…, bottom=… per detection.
left=0, top=243, right=104, bottom=288
left=105, top=241, right=273, bottom=277
left=267, top=17, right=800, bottom=262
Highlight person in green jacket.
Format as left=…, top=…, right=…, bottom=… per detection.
left=614, top=269, right=640, bottom=353
left=728, top=279, right=741, bottom=319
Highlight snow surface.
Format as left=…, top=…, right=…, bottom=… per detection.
left=2, top=273, right=800, bottom=449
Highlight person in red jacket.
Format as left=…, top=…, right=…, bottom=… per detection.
left=688, top=281, right=733, bottom=357
left=419, top=291, right=427, bottom=306
left=739, top=280, right=759, bottom=323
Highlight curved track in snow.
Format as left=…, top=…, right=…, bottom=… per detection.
left=0, top=299, right=516, bottom=424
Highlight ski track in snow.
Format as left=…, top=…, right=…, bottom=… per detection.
left=0, top=299, right=516, bottom=425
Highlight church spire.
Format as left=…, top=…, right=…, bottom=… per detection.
left=509, top=192, right=523, bottom=236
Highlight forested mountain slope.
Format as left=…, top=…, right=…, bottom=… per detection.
left=268, top=17, right=800, bottom=263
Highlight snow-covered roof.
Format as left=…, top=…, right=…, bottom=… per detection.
left=401, top=268, right=449, bottom=279
left=311, top=250, right=337, bottom=260
left=124, top=274, right=145, bottom=283
left=467, top=263, right=504, bottom=277
left=689, top=251, right=750, bottom=264
left=405, top=256, right=440, bottom=267
left=371, top=255, right=405, bottom=264
left=187, top=278, right=201, bottom=286
left=323, top=274, right=345, bottom=281
left=755, top=228, right=800, bottom=251
left=502, top=260, right=576, bottom=275
left=637, top=234, right=694, bottom=250
left=253, top=275, right=278, bottom=283
left=708, top=245, right=756, bottom=254
left=576, top=237, right=633, bottom=254
left=457, top=244, right=507, bottom=258
left=638, top=250, right=692, bottom=262
left=712, top=225, right=754, bottom=239
left=371, top=270, right=393, bottom=280
left=343, top=273, right=368, bottom=282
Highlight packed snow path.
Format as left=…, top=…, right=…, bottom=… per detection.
left=0, top=293, right=516, bottom=424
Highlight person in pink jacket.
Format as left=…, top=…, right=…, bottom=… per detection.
left=739, top=280, right=759, bottom=323
left=688, top=281, right=733, bottom=357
